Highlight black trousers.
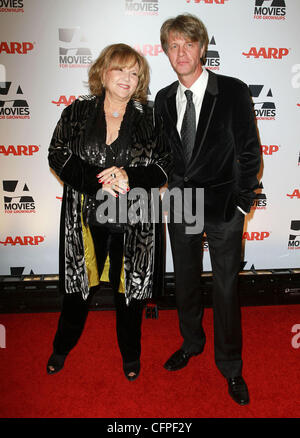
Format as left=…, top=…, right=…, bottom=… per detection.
left=168, top=208, right=245, bottom=378
left=52, top=225, right=144, bottom=363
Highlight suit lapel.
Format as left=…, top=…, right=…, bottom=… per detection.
left=166, top=92, right=177, bottom=126
left=164, top=81, right=184, bottom=157
left=188, top=70, right=218, bottom=169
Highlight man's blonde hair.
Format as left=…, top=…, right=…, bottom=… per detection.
left=160, top=14, right=209, bottom=64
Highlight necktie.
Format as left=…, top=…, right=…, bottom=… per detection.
left=180, top=89, right=196, bottom=164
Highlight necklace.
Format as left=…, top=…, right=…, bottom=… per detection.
left=104, top=100, right=126, bottom=119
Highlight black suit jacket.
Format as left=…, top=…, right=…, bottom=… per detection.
left=154, top=70, right=261, bottom=223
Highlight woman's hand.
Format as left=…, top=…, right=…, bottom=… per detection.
left=97, top=166, right=129, bottom=197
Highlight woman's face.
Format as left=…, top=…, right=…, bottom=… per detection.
left=103, top=61, right=139, bottom=102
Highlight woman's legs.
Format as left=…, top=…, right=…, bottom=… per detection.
left=47, top=292, right=92, bottom=374
left=52, top=292, right=93, bottom=356
left=48, top=225, right=144, bottom=378
left=91, top=226, right=144, bottom=365
left=114, top=292, right=144, bottom=363
left=47, top=227, right=109, bottom=373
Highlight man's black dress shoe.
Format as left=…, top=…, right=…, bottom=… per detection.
left=227, top=376, right=249, bottom=405
left=164, top=349, right=200, bottom=371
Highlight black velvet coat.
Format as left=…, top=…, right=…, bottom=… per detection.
left=48, top=95, right=171, bottom=303
left=154, top=70, right=261, bottom=224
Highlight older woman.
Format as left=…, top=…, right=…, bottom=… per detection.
left=47, top=43, right=171, bottom=380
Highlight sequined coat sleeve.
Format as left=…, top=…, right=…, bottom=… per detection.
left=48, top=100, right=104, bottom=196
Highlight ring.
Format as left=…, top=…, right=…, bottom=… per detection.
left=111, top=173, right=116, bottom=178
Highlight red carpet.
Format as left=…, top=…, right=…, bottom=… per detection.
left=0, top=304, right=299, bottom=419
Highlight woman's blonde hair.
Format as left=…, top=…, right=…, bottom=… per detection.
left=88, top=43, right=150, bottom=103
left=160, top=14, right=209, bottom=65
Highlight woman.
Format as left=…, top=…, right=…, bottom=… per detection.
left=47, top=43, right=171, bottom=380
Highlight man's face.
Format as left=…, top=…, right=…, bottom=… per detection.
left=166, top=32, right=204, bottom=86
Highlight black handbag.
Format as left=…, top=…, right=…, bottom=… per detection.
left=84, top=192, right=127, bottom=234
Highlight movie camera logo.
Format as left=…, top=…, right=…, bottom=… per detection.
left=251, top=181, right=267, bottom=210
left=3, top=180, right=35, bottom=214
left=242, top=47, right=289, bottom=60
left=205, top=36, right=220, bottom=71
left=0, top=144, right=39, bottom=156
left=241, top=261, right=256, bottom=270
left=254, top=0, right=286, bottom=20
left=248, top=84, right=276, bottom=120
left=0, top=82, right=30, bottom=119
left=125, top=0, right=159, bottom=16
left=51, top=95, right=79, bottom=107
left=287, top=189, right=300, bottom=200
left=288, top=220, right=300, bottom=250
left=186, top=0, right=229, bottom=4
left=10, top=266, right=35, bottom=275
left=0, top=235, right=44, bottom=246
left=0, top=41, right=35, bottom=55
left=0, top=0, right=24, bottom=13
left=59, top=28, right=92, bottom=68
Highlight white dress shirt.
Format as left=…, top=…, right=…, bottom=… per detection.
left=176, top=67, right=209, bottom=135
left=176, top=67, right=247, bottom=215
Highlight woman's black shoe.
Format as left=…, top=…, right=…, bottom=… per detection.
left=123, top=360, right=140, bottom=381
left=47, top=352, right=67, bottom=375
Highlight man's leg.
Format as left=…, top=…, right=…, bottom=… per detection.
left=167, top=221, right=206, bottom=356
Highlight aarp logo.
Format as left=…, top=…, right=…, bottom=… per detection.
left=0, top=41, right=35, bottom=54
left=0, top=235, right=44, bottom=246
left=260, top=144, right=280, bottom=156
left=51, top=95, right=79, bottom=107
left=133, top=44, right=163, bottom=57
left=186, top=0, right=229, bottom=4
left=287, top=190, right=300, bottom=200
left=242, top=47, right=289, bottom=60
left=0, top=144, right=39, bottom=156
left=242, top=231, right=270, bottom=241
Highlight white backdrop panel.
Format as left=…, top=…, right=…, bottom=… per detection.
left=0, top=0, right=299, bottom=275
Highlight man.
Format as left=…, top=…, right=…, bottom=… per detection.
left=154, top=14, right=261, bottom=405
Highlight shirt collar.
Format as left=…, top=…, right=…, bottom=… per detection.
left=178, top=67, right=208, bottom=101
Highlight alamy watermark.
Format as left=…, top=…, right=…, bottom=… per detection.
left=95, top=187, right=204, bottom=235
left=0, top=324, right=6, bottom=349
left=291, top=324, right=300, bottom=349
left=291, top=64, right=300, bottom=88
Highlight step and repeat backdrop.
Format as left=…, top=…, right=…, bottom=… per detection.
left=0, top=0, right=299, bottom=277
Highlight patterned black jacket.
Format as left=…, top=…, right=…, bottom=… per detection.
left=48, top=94, right=172, bottom=302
